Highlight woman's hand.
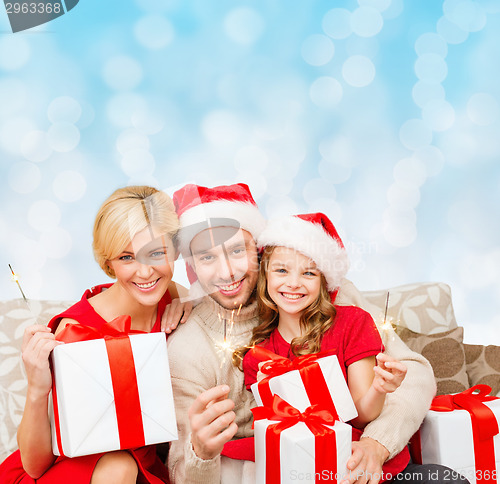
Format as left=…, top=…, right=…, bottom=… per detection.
left=22, top=325, right=63, bottom=398
left=372, top=353, right=407, bottom=394
left=161, top=298, right=193, bottom=333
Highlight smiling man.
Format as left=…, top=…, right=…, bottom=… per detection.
left=189, top=225, right=259, bottom=310
left=166, top=183, right=265, bottom=484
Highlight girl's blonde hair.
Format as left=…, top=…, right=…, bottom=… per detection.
left=233, top=245, right=336, bottom=367
left=93, top=186, right=179, bottom=278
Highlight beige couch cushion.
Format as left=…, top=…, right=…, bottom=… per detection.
left=0, top=298, right=73, bottom=463
left=464, top=343, right=500, bottom=396
left=362, top=282, right=457, bottom=334
left=395, top=326, right=469, bottom=396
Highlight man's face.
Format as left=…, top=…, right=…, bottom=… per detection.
left=190, top=227, right=259, bottom=310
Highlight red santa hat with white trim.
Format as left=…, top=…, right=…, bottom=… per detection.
left=257, top=212, right=350, bottom=292
left=173, top=183, right=266, bottom=283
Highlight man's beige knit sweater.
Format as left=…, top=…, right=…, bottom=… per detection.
left=166, top=280, right=436, bottom=484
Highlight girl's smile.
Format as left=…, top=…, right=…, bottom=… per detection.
left=266, top=246, right=322, bottom=321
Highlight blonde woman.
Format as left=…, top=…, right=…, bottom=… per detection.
left=0, top=186, right=189, bottom=484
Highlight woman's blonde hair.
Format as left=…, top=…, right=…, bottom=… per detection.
left=93, top=186, right=179, bottom=278
left=233, top=245, right=336, bottom=368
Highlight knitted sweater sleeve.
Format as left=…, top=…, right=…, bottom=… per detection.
left=336, top=279, right=437, bottom=459
left=167, top=324, right=221, bottom=484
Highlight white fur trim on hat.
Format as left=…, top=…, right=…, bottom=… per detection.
left=177, top=200, right=266, bottom=256
left=257, top=216, right=350, bottom=291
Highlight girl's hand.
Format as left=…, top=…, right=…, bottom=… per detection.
left=161, top=298, right=193, bottom=333
left=372, top=353, right=407, bottom=394
left=21, top=325, right=64, bottom=398
left=256, top=360, right=272, bottom=383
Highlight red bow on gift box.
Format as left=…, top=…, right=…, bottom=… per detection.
left=252, top=395, right=341, bottom=484
left=55, top=314, right=146, bottom=343
left=52, top=316, right=156, bottom=455
left=411, top=385, right=499, bottom=484
left=250, top=346, right=339, bottom=418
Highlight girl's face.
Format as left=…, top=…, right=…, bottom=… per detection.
left=107, top=226, right=175, bottom=307
left=266, top=246, right=321, bottom=320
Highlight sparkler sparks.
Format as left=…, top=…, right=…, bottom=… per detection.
left=216, top=304, right=243, bottom=365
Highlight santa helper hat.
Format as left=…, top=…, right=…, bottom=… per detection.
left=172, top=183, right=266, bottom=290
left=257, top=212, right=350, bottom=297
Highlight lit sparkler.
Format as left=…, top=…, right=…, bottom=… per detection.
left=379, top=292, right=394, bottom=351
left=8, top=264, right=31, bottom=311
left=216, top=303, right=243, bottom=365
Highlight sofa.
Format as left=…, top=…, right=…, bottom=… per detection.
left=1, top=281, right=500, bottom=464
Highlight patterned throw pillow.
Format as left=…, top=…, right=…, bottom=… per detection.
left=362, top=282, right=457, bottom=335
left=463, top=344, right=500, bottom=396
left=0, top=298, right=74, bottom=463
left=395, top=326, right=469, bottom=396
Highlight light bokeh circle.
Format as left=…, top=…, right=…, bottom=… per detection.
left=351, top=7, right=384, bottom=38
left=224, top=7, right=264, bottom=45
left=134, top=15, right=175, bottom=50
left=310, top=77, right=343, bottom=108
left=414, top=53, right=448, bottom=83
left=9, top=162, right=41, bottom=194
left=48, top=97, right=82, bottom=124
left=27, top=200, right=61, bottom=232
left=399, top=119, right=433, bottom=150
left=40, top=227, right=72, bottom=259
left=120, top=149, right=156, bottom=177
left=322, top=8, right=352, bottom=39
left=52, top=171, right=87, bottom=203
left=412, top=81, right=446, bottom=108
left=117, top=129, right=150, bottom=155
left=21, top=130, right=52, bottom=163
left=47, top=123, right=81, bottom=152
left=0, top=35, right=30, bottom=71
left=103, top=56, right=143, bottom=91
left=467, top=93, right=499, bottom=126
left=301, top=34, right=335, bottom=66
left=234, top=145, right=269, bottom=174
left=342, top=55, right=376, bottom=87
left=422, top=99, right=455, bottom=132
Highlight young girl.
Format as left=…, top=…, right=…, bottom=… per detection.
left=239, top=212, right=410, bottom=476
left=0, top=186, right=188, bottom=484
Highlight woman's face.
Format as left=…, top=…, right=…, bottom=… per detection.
left=107, top=226, right=175, bottom=307
left=265, top=246, right=322, bottom=321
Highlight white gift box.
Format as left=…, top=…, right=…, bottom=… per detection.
left=255, top=418, right=352, bottom=484
left=50, top=332, right=178, bottom=457
left=419, top=398, right=500, bottom=484
left=251, top=355, right=357, bottom=422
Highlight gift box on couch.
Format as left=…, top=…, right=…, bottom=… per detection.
left=253, top=395, right=352, bottom=484
left=249, top=347, right=358, bottom=422
left=411, top=385, right=499, bottom=484
left=50, top=317, right=178, bottom=457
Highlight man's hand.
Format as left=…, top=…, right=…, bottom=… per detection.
left=342, top=438, right=390, bottom=484
left=188, top=385, right=238, bottom=460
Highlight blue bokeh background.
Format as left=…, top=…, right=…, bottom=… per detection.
left=1, top=0, right=499, bottom=343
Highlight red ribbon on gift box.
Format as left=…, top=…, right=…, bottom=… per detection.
left=252, top=395, right=339, bottom=484
left=410, top=385, right=499, bottom=484
left=250, top=346, right=339, bottom=419
left=52, top=315, right=149, bottom=456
